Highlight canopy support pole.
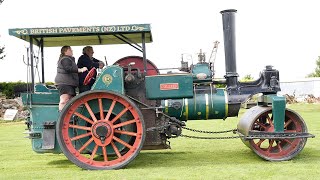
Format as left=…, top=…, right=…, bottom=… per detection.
left=40, top=38, right=45, bottom=83
left=142, top=32, right=147, bottom=76
left=29, top=37, right=35, bottom=92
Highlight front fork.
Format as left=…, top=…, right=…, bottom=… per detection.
left=258, top=94, right=285, bottom=132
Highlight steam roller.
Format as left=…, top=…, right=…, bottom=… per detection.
left=12, top=9, right=315, bottom=170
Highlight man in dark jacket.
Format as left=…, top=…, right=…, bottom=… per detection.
left=77, top=46, right=105, bottom=93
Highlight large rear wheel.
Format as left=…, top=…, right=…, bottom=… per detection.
left=238, top=106, right=307, bottom=161
left=56, top=90, right=145, bottom=170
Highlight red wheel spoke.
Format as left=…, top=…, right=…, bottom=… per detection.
left=256, top=139, right=265, bottom=147
left=267, top=115, right=273, bottom=127
left=110, top=107, right=128, bottom=124
left=90, top=145, right=99, bottom=160
left=283, top=139, right=293, bottom=145
left=256, top=121, right=267, bottom=129
left=102, top=146, right=108, bottom=161
left=79, top=137, right=94, bottom=153
left=69, top=124, right=91, bottom=131
left=74, top=112, right=94, bottom=124
left=105, top=100, right=116, bottom=120
left=113, top=119, right=136, bottom=128
left=277, top=142, right=283, bottom=151
left=111, top=141, right=122, bottom=158
left=284, top=119, right=293, bottom=128
left=85, top=102, right=98, bottom=122
left=71, top=132, right=92, bottom=141
left=267, top=140, right=274, bottom=152
left=113, top=136, right=133, bottom=149
left=98, top=98, right=104, bottom=120
left=114, top=130, right=137, bottom=136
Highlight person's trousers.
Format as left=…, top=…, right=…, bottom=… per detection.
left=79, top=85, right=91, bottom=93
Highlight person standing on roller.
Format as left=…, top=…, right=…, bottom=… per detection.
left=55, top=45, right=88, bottom=111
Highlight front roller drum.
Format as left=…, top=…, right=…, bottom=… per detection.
left=238, top=106, right=308, bottom=161
left=56, top=90, right=145, bottom=170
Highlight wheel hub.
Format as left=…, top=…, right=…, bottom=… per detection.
left=96, top=126, right=108, bottom=137
left=92, top=122, right=112, bottom=143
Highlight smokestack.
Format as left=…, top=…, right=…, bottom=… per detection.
left=220, top=9, right=238, bottom=88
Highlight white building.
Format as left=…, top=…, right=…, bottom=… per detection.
left=279, top=77, right=320, bottom=98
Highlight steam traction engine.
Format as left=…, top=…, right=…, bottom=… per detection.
left=13, top=9, right=314, bottom=170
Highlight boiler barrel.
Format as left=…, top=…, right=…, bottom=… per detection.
left=161, top=87, right=228, bottom=120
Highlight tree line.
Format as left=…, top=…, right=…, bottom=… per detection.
left=307, top=56, right=320, bottom=77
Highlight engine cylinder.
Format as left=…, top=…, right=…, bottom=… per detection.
left=161, top=86, right=228, bottom=120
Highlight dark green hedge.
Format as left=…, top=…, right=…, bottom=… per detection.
left=0, top=82, right=53, bottom=98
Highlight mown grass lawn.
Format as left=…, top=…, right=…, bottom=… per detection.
left=0, top=103, right=319, bottom=180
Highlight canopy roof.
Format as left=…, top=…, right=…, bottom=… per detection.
left=8, top=24, right=152, bottom=47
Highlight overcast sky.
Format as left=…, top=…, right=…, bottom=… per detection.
left=0, top=0, right=320, bottom=82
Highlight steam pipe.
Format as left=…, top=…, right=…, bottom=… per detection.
left=220, top=9, right=238, bottom=88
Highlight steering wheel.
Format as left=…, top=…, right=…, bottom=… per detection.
left=83, top=67, right=96, bottom=86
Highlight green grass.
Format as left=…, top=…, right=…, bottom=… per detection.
left=0, top=103, right=319, bottom=180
